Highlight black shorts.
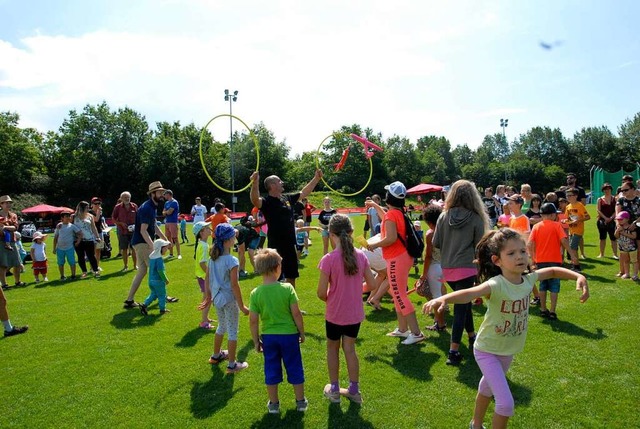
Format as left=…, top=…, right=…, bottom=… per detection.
left=325, top=320, right=361, bottom=341
left=270, top=240, right=299, bottom=280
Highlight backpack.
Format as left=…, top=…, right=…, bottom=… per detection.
left=395, top=209, right=425, bottom=258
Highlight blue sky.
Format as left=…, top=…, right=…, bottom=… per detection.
left=1, top=0, right=638, bottom=155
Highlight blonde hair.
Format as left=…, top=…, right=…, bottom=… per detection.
left=444, top=180, right=490, bottom=229
left=254, top=248, right=282, bottom=275
left=296, top=219, right=304, bottom=227
left=329, top=214, right=358, bottom=275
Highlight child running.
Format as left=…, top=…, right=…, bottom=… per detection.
left=140, top=239, right=171, bottom=316
left=249, top=248, right=308, bottom=414
left=317, top=214, right=375, bottom=404
left=199, top=223, right=250, bottom=373
left=424, top=228, right=589, bottom=429
left=193, top=221, right=214, bottom=329
left=30, top=232, right=49, bottom=282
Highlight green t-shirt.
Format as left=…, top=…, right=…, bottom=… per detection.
left=194, top=240, right=209, bottom=279
left=475, top=272, right=537, bottom=356
left=249, top=282, right=299, bottom=335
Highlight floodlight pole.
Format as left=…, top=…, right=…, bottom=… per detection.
left=224, top=89, right=238, bottom=212
left=500, top=118, right=509, bottom=181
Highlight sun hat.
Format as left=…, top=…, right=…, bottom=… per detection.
left=147, top=181, right=166, bottom=194
left=540, top=203, right=558, bottom=215
left=384, top=181, right=407, bottom=199
left=616, top=211, right=630, bottom=220
left=0, top=195, right=12, bottom=203
left=150, top=238, right=171, bottom=259
left=193, top=221, right=211, bottom=237
left=32, top=231, right=47, bottom=240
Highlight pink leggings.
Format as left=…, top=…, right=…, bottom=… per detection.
left=474, top=349, right=515, bottom=417
left=385, top=251, right=415, bottom=316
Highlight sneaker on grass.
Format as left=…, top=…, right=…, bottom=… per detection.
left=386, top=328, right=410, bottom=338
left=267, top=401, right=280, bottom=414
left=226, top=361, right=249, bottom=374
left=323, top=384, right=340, bottom=403
left=446, top=350, right=463, bottom=366
left=209, top=350, right=229, bottom=364
left=4, top=326, right=28, bottom=337
left=401, top=332, right=425, bottom=345
left=296, top=398, right=309, bottom=412
left=344, top=390, right=363, bottom=404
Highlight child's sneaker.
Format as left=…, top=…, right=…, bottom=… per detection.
left=323, top=384, right=341, bottom=403
left=209, top=350, right=229, bottom=364
left=139, top=304, right=148, bottom=316
left=4, top=326, right=28, bottom=337
left=296, top=398, right=309, bottom=412
left=43, top=277, right=48, bottom=282
left=401, top=332, right=425, bottom=345
left=386, top=328, right=410, bottom=338
left=446, top=350, right=463, bottom=366
left=530, top=296, right=540, bottom=306
left=266, top=401, right=280, bottom=414
left=226, top=361, right=248, bottom=374
left=344, top=390, right=363, bottom=404
left=469, top=420, right=487, bottom=429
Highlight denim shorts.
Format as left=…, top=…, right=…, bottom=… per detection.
left=537, top=262, right=561, bottom=293
left=568, top=234, right=582, bottom=250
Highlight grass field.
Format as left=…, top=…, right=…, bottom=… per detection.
left=1, top=211, right=638, bottom=428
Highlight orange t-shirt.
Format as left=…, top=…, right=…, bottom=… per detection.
left=509, top=214, right=530, bottom=234
left=381, top=209, right=407, bottom=259
left=205, top=212, right=230, bottom=237
left=529, top=219, right=566, bottom=263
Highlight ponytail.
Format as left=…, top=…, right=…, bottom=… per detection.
left=329, top=213, right=358, bottom=276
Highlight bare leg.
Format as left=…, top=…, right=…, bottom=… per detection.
left=327, top=338, right=341, bottom=384
left=342, top=336, right=359, bottom=385
left=492, top=413, right=510, bottom=429
left=549, top=292, right=558, bottom=313
left=539, top=290, right=548, bottom=312
left=0, top=267, right=7, bottom=287
left=598, top=239, right=605, bottom=257
left=267, top=385, right=279, bottom=404
left=213, top=333, right=224, bottom=355
left=472, top=392, right=491, bottom=429
left=122, top=247, right=129, bottom=269
left=293, top=383, right=305, bottom=401
left=58, top=265, right=64, bottom=278
left=227, top=339, right=237, bottom=364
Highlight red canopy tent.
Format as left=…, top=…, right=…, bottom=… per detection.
left=406, top=183, right=443, bottom=195
left=21, top=204, right=72, bottom=216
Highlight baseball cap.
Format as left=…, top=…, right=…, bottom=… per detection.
left=508, top=194, right=524, bottom=205
left=193, top=221, right=211, bottom=236
left=384, top=181, right=407, bottom=199
left=91, top=197, right=102, bottom=204
left=616, top=211, right=630, bottom=220
left=540, top=203, right=557, bottom=215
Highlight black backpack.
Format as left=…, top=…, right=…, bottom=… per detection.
left=395, top=209, right=425, bottom=258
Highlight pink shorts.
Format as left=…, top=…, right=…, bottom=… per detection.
left=385, top=251, right=415, bottom=316
left=165, top=223, right=178, bottom=242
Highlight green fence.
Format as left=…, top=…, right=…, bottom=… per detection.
left=590, top=165, right=640, bottom=200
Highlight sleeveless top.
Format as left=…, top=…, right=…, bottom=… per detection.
left=598, top=196, right=616, bottom=220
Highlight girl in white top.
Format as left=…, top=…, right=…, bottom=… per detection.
left=424, top=228, right=589, bottom=429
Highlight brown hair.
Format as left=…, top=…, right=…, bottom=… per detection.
left=254, top=248, right=282, bottom=275
left=475, top=228, right=525, bottom=282
left=329, top=214, right=358, bottom=275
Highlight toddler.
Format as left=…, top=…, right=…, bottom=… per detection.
left=30, top=231, right=48, bottom=282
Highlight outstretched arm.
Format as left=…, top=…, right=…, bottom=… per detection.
left=537, top=266, right=589, bottom=303
left=300, top=169, right=323, bottom=199
left=250, top=171, right=263, bottom=209
left=423, top=282, right=492, bottom=315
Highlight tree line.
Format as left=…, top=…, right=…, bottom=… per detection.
left=1, top=102, right=638, bottom=213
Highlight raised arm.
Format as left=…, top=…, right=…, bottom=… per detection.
left=299, top=169, right=323, bottom=200
left=250, top=171, right=263, bottom=209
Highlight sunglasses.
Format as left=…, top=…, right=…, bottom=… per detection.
left=566, top=194, right=577, bottom=197
left=621, top=188, right=632, bottom=192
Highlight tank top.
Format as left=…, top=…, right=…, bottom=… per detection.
left=598, top=196, right=616, bottom=220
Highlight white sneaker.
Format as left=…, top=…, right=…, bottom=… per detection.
left=386, top=328, right=410, bottom=338
left=226, top=361, right=249, bottom=374
left=323, top=384, right=341, bottom=403
left=44, top=277, right=49, bottom=282
left=401, top=332, right=426, bottom=345
left=177, top=255, right=182, bottom=260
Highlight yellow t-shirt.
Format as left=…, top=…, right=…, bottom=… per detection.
left=565, top=202, right=588, bottom=236
left=474, top=272, right=537, bottom=356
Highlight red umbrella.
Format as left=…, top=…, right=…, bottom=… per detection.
left=406, top=183, right=443, bottom=195
left=21, top=204, right=71, bottom=215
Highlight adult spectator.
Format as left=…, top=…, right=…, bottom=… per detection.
left=367, top=194, right=382, bottom=236
left=495, top=185, right=508, bottom=207
left=596, top=183, right=618, bottom=259
left=1, top=284, right=28, bottom=337
left=191, top=197, right=208, bottom=225
left=162, top=190, right=181, bottom=259
left=124, top=181, right=176, bottom=309
left=90, top=197, right=108, bottom=271
left=565, top=173, right=587, bottom=204
left=0, top=195, right=25, bottom=288
left=249, top=169, right=322, bottom=287
left=520, top=184, right=533, bottom=212
left=482, top=187, right=500, bottom=229
left=433, top=180, right=489, bottom=365
left=73, top=201, right=101, bottom=278
left=112, top=191, right=138, bottom=271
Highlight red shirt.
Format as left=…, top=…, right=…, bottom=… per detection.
left=112, top=202, right=138, bottom=235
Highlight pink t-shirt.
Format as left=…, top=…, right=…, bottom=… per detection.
left=318, top=248, right=369, bottom=325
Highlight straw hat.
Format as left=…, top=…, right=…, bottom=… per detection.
left=147, top=181, right=166, bottom=194
left=0, top=195, right=12, bottom=203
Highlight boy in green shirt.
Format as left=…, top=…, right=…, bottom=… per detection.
left=249, top=249, right=307, bottom=414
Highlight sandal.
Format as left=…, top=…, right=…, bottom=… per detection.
left=209, top=350, right=229, bottom=364
left=366, top=300, right=382, bottom=311
left=426, top=323, right=447, bottom=332
left=199, top=322, right=213, bottom=330
left=540, top=309, right=550, bottom=318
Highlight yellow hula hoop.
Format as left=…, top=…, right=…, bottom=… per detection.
left=315, top=133, right=373, bottom=197
left=199, top=114, right=260, bottom=194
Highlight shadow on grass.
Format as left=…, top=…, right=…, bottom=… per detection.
left=364, top=307, right=398, bottom=323
left=175, top=326, right=214, bottom=348
left=326, top=401, right=374, bottom=428
left=541, top=319, right=607, bottom=339
left=511, top=378, right=533, bottom=408
left=190, top=341, right=252, bottom=419
left=250, top=409, right=304, bottom=429
left=110, top=308, right=161, bottom=329
left=33, top=279, right=67, bottom=288
left=364, top=342, right=438, bottom=381
left=583, top=274, right=615, bottom=284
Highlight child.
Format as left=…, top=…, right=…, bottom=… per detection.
left=360, top=233, right=389, bottom=310
left=525, top=194, right=543, bottom=226
left=317, top=214, right=375, bottom=404
left=295, top=219, right=322, bottom=260
left=562, top=188, right=590, bottom=271
left=412, top=220, right=424, bottom=274
left=614, top=211, right=638, bottom=280
left=249, top=248, right=307, bottom=414
left=140, top=239, right=171, bottom=316
left=30, top=231, right=48, bottom=282
left=424, top=228, right=589, bottom=429
left=497, top=203, right=511, bottom=229
left=199, top=223, right=250, bottom=374
left=179, top=215, right=189, bottom=244
left=507, top=195, right=530, bottom=237
left=193, top=221, right=214, bottom=329
left=528, top=203, right=578, bottom=319
left=53, top=212, right=81, bottom=280
left=420, top=204, right=447, bottom=331
left=14, top=232, right=27, bottom=269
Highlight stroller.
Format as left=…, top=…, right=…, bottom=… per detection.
left=100, top=229, right=113, bottom=259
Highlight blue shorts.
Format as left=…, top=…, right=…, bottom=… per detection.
left=321, top=228, right=330, bottom=238
left=56, top=248, right=76, bottom=266
left=537, top=262, right=561, bottom=293
left=569, top=234, right=582, bottom=250
left=261, top=334, right=304, bottom=385
left=247, top=237, right=260, bottom=250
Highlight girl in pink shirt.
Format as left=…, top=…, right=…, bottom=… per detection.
left=317, top=214, right=375, bottom=404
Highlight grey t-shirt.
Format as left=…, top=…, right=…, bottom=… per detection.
left=55, top=223, right=80, bottom=250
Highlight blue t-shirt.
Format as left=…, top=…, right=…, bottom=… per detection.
left=208, top=254, right=239, bottom=308
left=164, top=199, right=179, bottom=223
left=132, top=198, right=158, bottom=246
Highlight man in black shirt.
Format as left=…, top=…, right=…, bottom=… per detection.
left=250, top=170, right=322, bottom=286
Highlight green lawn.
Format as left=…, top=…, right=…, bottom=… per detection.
left=1, top=212, right=638, bottom=428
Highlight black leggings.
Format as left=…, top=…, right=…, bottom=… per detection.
left=448, top=275, right=476, bottom=344
left=75, top=240, right=98, bottom=273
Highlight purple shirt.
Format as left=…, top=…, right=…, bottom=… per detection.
left=318, top=248, right=369, bottom=325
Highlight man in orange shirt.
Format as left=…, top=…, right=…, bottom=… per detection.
left=528, top=203, right=578, bottom=320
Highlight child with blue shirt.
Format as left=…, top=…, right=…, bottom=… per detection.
left=140, top=239, right=171, bottom=315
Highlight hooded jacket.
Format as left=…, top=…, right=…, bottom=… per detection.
left=432, top=207, right=487, bottom=270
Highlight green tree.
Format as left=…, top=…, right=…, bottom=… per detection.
left=618, top=112, right=640, bottom=170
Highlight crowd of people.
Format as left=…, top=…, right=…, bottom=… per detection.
left=2, top=170, right=639, bottom=427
